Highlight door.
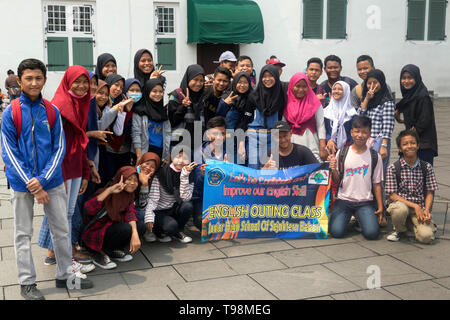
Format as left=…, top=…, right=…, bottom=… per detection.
left=197, top=44, right=240, bottom=75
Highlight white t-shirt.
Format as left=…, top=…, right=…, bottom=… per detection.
left=336, top=146, right=383, bottom=202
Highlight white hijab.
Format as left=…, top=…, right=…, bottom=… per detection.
left=323, top=81, right=356, bottom=149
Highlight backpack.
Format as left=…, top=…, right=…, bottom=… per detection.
left=335, top=145, right=379, bottom=198
left=11, top=98, right=56, bottom=140
left=393, top=159, right=428, bottom=200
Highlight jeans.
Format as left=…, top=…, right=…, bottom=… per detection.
left=329, top=199, right=380, bottom=240
left=153, top=201, right=194, bottom=237
left=38, top=177, right=82, bottom=253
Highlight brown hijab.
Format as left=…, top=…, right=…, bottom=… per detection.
left=97, top=166, right=138, bottom=223
left=136, top=152, right=161, bottom=169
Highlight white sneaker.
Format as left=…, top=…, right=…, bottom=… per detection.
left=157, top=234, right=172, bottom=243
left=143, top=231, right=157, bottom=243
left=174, top=232, right=192, bottom=244
left=72, top=259, right=95, bottom=274
left=387, top=231, right=401, bottom=242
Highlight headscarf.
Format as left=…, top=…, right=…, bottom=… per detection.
left=157, top=161, right=194, bottom=204
left=97, top=166, right=138, bottom=223
left=105, top=74, right=125, bottom=105
left=88, top=70, right=97, bottom=83
left=284, top=72, right=321, bottom=135
left=136, top=152, right=161, bottom=170
left=396, top=64, right=429, bottom=112
left=134, top=78, right=168, bottom=122
left=172, top=64, right=205, bottom=104
left=222, top=72, right=252, bottom=112
left=323, top=81, right=356, bottom=149
left=51, top=65, right=91, bottom=152
left=95, top=80, right=110, bottom=118
left=249, top=65, right=285, bottom=118
left=133, top=49, right=166, bottom=87
left=95, top=53, right=117, bottom=81
left=362, top=69, right=392, bottom=110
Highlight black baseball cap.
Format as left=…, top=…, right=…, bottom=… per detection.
left=273, top=121, right=291, bottom=132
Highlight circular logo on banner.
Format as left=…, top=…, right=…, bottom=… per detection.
left=207, top=167, right=226, bottom=186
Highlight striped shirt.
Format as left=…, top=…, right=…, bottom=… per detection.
left=144, top=167, right=194, bottom=223
left=358, top=101, right=395, bottom=140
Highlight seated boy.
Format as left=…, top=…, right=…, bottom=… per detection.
left=192, top=116, right=227, bottom=231
left=328, top=116, right=383, bottom=240
left=385, top=130, right=437, bottom=244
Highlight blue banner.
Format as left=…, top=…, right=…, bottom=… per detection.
left=201, top=160, right=331, bottom=242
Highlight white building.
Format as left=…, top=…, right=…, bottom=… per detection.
left=1, top=0, right=449, bottom=99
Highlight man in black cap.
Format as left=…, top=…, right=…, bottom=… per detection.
left=263, top=121, right=318, bottom=169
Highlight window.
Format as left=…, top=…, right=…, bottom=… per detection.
left=407, top=0, right=447, bottom=41
left=155, top=5, right=177, bottom=70
left=47, top=5, right=66, bottom=32
left=156, top=6, right=175, bottom=34
left=43, top=2, right=95, bottom=71
left=73, top=6, right=92, bottom=33
left=302, top=0, right=347, bottom=40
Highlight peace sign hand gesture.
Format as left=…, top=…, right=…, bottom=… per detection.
left=366, top=82, right=377, bottom=100
left=224, top=91, right=239, bottom=105
left=181, top=89, right=191, bottom=107
left=150, top=65, right=167, bottom=79
left=108, top=175, right=126, bottom=194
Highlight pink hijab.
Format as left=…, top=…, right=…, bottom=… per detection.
left=284, top=73, right=322, bottom=135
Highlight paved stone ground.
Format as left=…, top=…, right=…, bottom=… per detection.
left=0, top=99, right=449, bottom=300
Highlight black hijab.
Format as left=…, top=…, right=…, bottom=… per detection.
left=396, top=64, right=429, bottom=111
left=362, top=69, right=392, bottom=110
left=157, top=163, right=194, bottom=204
left=133, top=49, right=167, bottom=88
left=171, top=64, right=205, bottom=104
left=134, top=78, right=168, bottom=122
left=105, top=74, right=125, bottom=105
left=249, top=64, right=285, bottom=116
left=222, top=72, right=252, bottom=112
left=95, top=53, right=117, bottom=81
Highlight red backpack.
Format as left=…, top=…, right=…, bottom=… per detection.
left=10, top=98, right=56, bottom=140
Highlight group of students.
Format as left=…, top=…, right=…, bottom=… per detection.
left=0, top=49, right=438, bottom=300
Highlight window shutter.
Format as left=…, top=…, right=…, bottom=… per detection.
left=326, top=0, right=347, bottom=39
left=156, top=38, right=176, bottom=70
left=46, top=37, right=69, bottom=71
left=303, top=0, right=323, bottom=39
left=72, top=37, right=95, bottom=70
left=407, top=0, right=426, bottom=40
left=428, top=0, right=447, bottom=40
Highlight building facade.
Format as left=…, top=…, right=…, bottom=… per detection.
left=1, top=0, right=449, bottom=98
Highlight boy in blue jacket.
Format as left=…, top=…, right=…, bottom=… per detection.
left=192, top=116, right=227, bottom=230
left=1, top=59, right=93, bottom=300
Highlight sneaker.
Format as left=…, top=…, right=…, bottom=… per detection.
left=72, top=259, right=95, bottom=275
left=387, top=231, right=401, bottom=242
left=144, top=231, right=157, bottom=243
left=174, top=232, right=192, bottom=244
left=20, top=284, right=45, bottom=300
left=157, top=234, right=172, bottom=243
left=108, top=250, right=133, bottom=262
left=44, top=256, right=56, bottom=266
left=92, top=253, right=117, bottom=270
left=72, top=254, right=92, bottom=264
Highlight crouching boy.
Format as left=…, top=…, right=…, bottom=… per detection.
left=386, top=130, right=437, bottom=244
left=328, top=116, right=383, bottom=240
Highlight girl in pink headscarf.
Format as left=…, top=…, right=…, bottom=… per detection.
left=284, top=73, right=326, bottom=161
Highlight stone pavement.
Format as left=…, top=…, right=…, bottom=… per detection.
left=0, top=99, right=449, bottom=300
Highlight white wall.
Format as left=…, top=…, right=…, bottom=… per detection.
left=1, top=0, right=449, bottom=99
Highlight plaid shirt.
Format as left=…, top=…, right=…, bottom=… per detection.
left=82, top=196, right=137, bottom=251
left=358, top=101, right=395, bottom=140
left=385, top=158, right=438, bottom=210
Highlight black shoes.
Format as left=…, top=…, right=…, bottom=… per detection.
left=20, top=284, right=45, bottom=300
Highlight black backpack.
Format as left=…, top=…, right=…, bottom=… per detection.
left=393, top=159, right=428, bottom=200
left=335, top=145, right=379, bottom=198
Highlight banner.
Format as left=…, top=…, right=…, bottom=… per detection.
left=201, top=160, right=331, bottom=242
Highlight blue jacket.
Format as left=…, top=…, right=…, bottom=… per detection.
left=1, top=93, right=65, bottom=192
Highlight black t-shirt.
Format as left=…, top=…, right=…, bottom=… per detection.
left=277, top=143, right=319, bottom=169
left=202, top=86, right=221, bottom=124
